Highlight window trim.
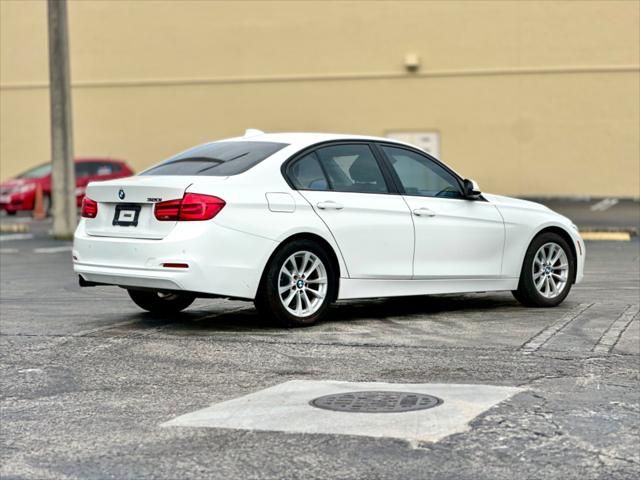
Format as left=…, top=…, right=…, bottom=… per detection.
left=288, top=150, right=333, bottom=191
left=281, top=140, right=400, bottom=195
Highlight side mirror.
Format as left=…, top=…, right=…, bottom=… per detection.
left=463, top=178, right=482, bottom=199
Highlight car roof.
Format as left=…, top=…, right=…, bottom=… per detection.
left=221, top=132, right=421, bottom=151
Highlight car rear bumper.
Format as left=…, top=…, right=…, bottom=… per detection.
left=73, top=220, right=277, bottom=299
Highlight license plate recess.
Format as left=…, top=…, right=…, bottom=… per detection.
left=113, top=204, right=141, bottom=227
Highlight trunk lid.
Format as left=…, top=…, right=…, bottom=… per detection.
left=84, top=176, right=227, bottom=239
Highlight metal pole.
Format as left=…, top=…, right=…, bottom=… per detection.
left=47, top=0, right=76, bottom=239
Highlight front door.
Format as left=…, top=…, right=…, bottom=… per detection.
left=377, top=144, right=504, bottom=278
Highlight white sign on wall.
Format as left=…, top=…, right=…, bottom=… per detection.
left=385, top=131, right=440, bottom=159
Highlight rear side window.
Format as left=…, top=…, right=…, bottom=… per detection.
left=315, top=144, right=388, bottom=194
left=141, top=141, right=288, bottom=176
left=96, top=162, right=121, bottom=175
left=288, top=153, right=330, bottom=191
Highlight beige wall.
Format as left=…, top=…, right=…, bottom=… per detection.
left=1, top=0, right=639, bottom=196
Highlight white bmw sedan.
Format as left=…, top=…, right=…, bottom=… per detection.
left=73, top=131, right=585, bottom=326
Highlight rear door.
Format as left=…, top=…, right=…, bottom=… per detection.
left=288, top=143, right=414, bottom=279
left=377, top=144, right=504, bottom=278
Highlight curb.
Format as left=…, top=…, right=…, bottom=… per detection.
left=0, top=223, right=30, bottom=233
left=580, top=231, right=632, bottom=241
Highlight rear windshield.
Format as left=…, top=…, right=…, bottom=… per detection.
left=140, top=141, right=288, bottom=176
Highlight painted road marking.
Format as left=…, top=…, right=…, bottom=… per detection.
left=33, top=246, right=72, bottom=254
left=0, top=248, right=19, bottom=254
left=590, top=198, right=619, bottom=211
left=163, top=380, right=522, bottom=443
left=520, top=303, right=592, bottom=353
left=71, top=318, right=150, bottom=337
left=593, top=304, right=640, bottom=354
left=580, top=231, right=631, bottom=241
left=0, top=223, right=30, bottom=233
left=0, top=233, right=34, bottom=242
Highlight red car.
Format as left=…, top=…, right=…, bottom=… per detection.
left=0, top=158, right=134, bottom=215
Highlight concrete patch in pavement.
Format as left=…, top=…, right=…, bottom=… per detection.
left=163, top=380, right=522, bottom=443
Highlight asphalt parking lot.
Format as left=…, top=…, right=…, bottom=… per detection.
left=1, top=221, right=639, bottom=479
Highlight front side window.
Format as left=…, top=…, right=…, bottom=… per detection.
left=141, top=141, right=288, bottom=176
left=380, top=145, right=462, bottom=199
left=314, top=144, right=388, bottom=194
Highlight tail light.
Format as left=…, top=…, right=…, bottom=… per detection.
left=154, top=193, right=225, bottom=221
left=81, top=197, right=98, bottom=218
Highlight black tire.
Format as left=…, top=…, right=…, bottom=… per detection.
left=127, top=289, right=195, bottom=314
left=512, top=232, right=575, bottom=307
left=255, top=239, right=337, bottom=327
left=5, top=210, right=17, bottom=216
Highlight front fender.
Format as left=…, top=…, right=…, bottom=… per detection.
left=503, top=218, right=584, bottom=283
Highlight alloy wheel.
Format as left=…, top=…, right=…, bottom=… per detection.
left=532, top=242, right=569, bottom=298
left=278, top=250, right=328, bottom=317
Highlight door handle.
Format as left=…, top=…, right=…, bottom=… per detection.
left=413, top=208, right=436, bottom=217
left=316, top=201, right=344, bottom=210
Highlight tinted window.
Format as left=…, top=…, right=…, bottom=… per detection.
left=75, top=163, right=93, bottom=177
left=315, top=144, right=388, bottom=194
left=289, top=153, right=329, bottom=191
left=381, top=146, right=462, bottom=198
left=95, top=162, right=121, bottom=176
left=141, top=141, right=288, bottom=176
left=18, top=164, right=51, bottom=179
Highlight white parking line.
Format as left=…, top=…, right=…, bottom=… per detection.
left=71, top=318, right=147, bottom=337
left=33, top=246, right=72, bottom=254
left=593, top=304, right=639, bottom=354
left=0, top=248, right=19, bottom=254
left=0, top=233, right=34, bottom=242
left=520, top=303, right=592, bottom=353
left=590, top=198, right=619, bottom=211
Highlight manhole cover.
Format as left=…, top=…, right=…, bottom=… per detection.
left=309, top=391, right=442, bottom=413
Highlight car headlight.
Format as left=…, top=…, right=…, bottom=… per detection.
left=18, top=183, right=37, bottom=193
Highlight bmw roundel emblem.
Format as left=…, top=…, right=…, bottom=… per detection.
left=118, top=189, right=125, bottom=200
